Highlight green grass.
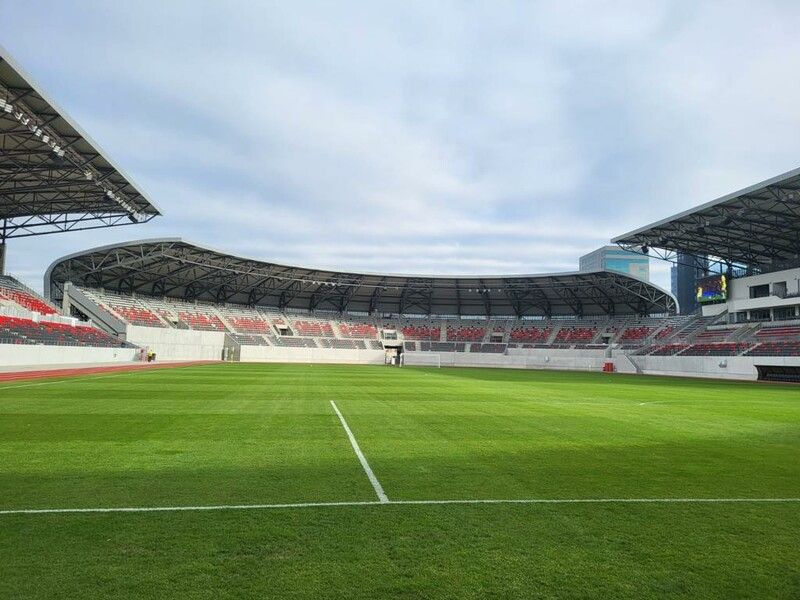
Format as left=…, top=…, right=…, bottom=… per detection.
left=1, top=363, right=799, bottom=598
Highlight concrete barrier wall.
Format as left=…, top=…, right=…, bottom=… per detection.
left=0, top=344, right=139, bottom=367
left=405, top=348, right=609, bottom=371
left=126, top=326, right=226, bottom=361
left=240, top=345, right=385, bottom=365
left=629, top=354, right=800, bottom=381
left=406, top=348, right=800, bottom=381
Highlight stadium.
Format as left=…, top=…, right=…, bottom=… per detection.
left=2, top=31, right=800, bottom=600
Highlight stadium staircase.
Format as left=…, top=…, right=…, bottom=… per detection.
left=64, top=284, right=129, bottom=337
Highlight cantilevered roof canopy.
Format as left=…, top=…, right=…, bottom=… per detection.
left=0, top=45, right=161, bottom=240
left=612, top=167, right=800, bottom=272
left=46, top=238, right=677, bottom=317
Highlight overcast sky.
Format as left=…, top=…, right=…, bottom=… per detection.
left=2, top=1, right=800, bottom=293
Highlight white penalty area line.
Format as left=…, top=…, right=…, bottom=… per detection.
left=330, top=399, right=389, bottom=503
left=2, top=497, right=799, bottom=516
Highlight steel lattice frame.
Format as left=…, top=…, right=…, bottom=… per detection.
left=612, top=167, right=800, bottom=274
left=0, top=45, right=160, bottom=241
left=46, top=239, right=677, bottom=317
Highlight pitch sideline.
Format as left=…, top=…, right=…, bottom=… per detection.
left=1, top=497, right=799, bottom=516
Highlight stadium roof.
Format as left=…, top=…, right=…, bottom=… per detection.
left=0, top=45, right=161, bottom=240
left=612, top=167, right=800, bottom=272
left=46, top=238, right=677, bottom=317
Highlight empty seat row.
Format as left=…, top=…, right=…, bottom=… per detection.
left=509, top=327, right=552, bottom=342
left=338, top=322, right=378, bottom=338
left=0, top=316, right=129, bottom=348
left=446, top=326, right=486, bottom=342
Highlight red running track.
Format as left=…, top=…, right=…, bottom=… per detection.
left=0, top=361, right=219, bottom=383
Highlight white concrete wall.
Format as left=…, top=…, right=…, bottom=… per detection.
left=706, top=267, right=800, bottom=318
left=730, top=267, right=800, bottom=300
left=240, top=345, right=385, bottom=365
left=0, top=344, right=139, bottom=367
left=407, top=347, right=800, bottom=382
left=406, top=348, right=610, bottom=371
left=629, top=354, right=800, bottom=381
left=126, top=325, right=226, bottom=361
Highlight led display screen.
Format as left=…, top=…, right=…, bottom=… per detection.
left=696, top=274, right=727, bottom=304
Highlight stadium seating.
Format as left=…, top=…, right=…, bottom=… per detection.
left=655, top=326, right=674, bottom=339
left=401, top=324, right=440, bottom=340
left=423, top=342, right=465, bottom=352
left=90, top=292, right=165, bottom=328
left=112, top=306, right=163, bottom=327
left=293, top=320, right=335, bottom=337
left=272, top=336, right=318, bottom=348
left=338, top=322, right=378, bottom=338
left=649, top=343, right=689, bottom=356
left=746, top=341, right=800, bottom=356
left=228, top=317, right=271, bottom=334
left=0, top=276, right=59, bottom=316
left=318, top=338, right=366, bottom=350
left=446, top=326, right=486, bottom=342
left=619, top=326, right=653, bottom=342
left=554, top=327, right=597, bottom=343
left=469, top=343, right=506, bottom=353
left=509, top=326, right=552, bottom=343
left=754, top=325, right=800, bottom=340
left=177, top=311, right=227, bottom=332
left=0, top=316, right=129, bottom=348
left=679, top=342, right=750, bottom=356
left=40, top=287, right=800, bottom=361
left=692, top=329, right=735, bottom=343
left=231, top=334, right=270, bottom=346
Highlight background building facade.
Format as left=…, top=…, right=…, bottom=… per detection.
left=579, top=246, right=650, bottom=281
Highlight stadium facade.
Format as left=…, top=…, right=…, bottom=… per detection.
left=1, top=45, right=799, bottom=382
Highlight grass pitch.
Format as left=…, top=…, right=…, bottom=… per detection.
left=1, top=363, right=799, bottom=598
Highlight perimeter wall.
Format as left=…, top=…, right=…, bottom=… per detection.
left=4, top=336, right=799, bottom=381
left=243, top=345, right=800, bottom=381
left=0, top=345, right=139, bottom=367
left=628, top=354, right=800, bottom=380
left=239, top=345, right=385, bottom=365
left=125, top=326, right=226, bottom=361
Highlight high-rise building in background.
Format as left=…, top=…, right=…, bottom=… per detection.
left=579, top=246, right=649, bottom=281
left=673, top=252, right=708, bottom=315
left=671, top=264, right=678, bottom=297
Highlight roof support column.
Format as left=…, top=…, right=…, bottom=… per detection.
left=0, top=220, right=6, bottom=274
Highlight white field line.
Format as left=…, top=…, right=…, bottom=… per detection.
left=1, top=497, right=799, bottom=516
left=0, top=363, right=226, bottom=391
left=330, top=400, right=389, bottom=503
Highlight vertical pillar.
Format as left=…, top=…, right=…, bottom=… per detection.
left=0, top=239, right=5, bottom=275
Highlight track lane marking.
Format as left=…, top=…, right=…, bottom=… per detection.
left=330, top=399, right=389, bottom=503
left=2, top=497, right=798, bottom=515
